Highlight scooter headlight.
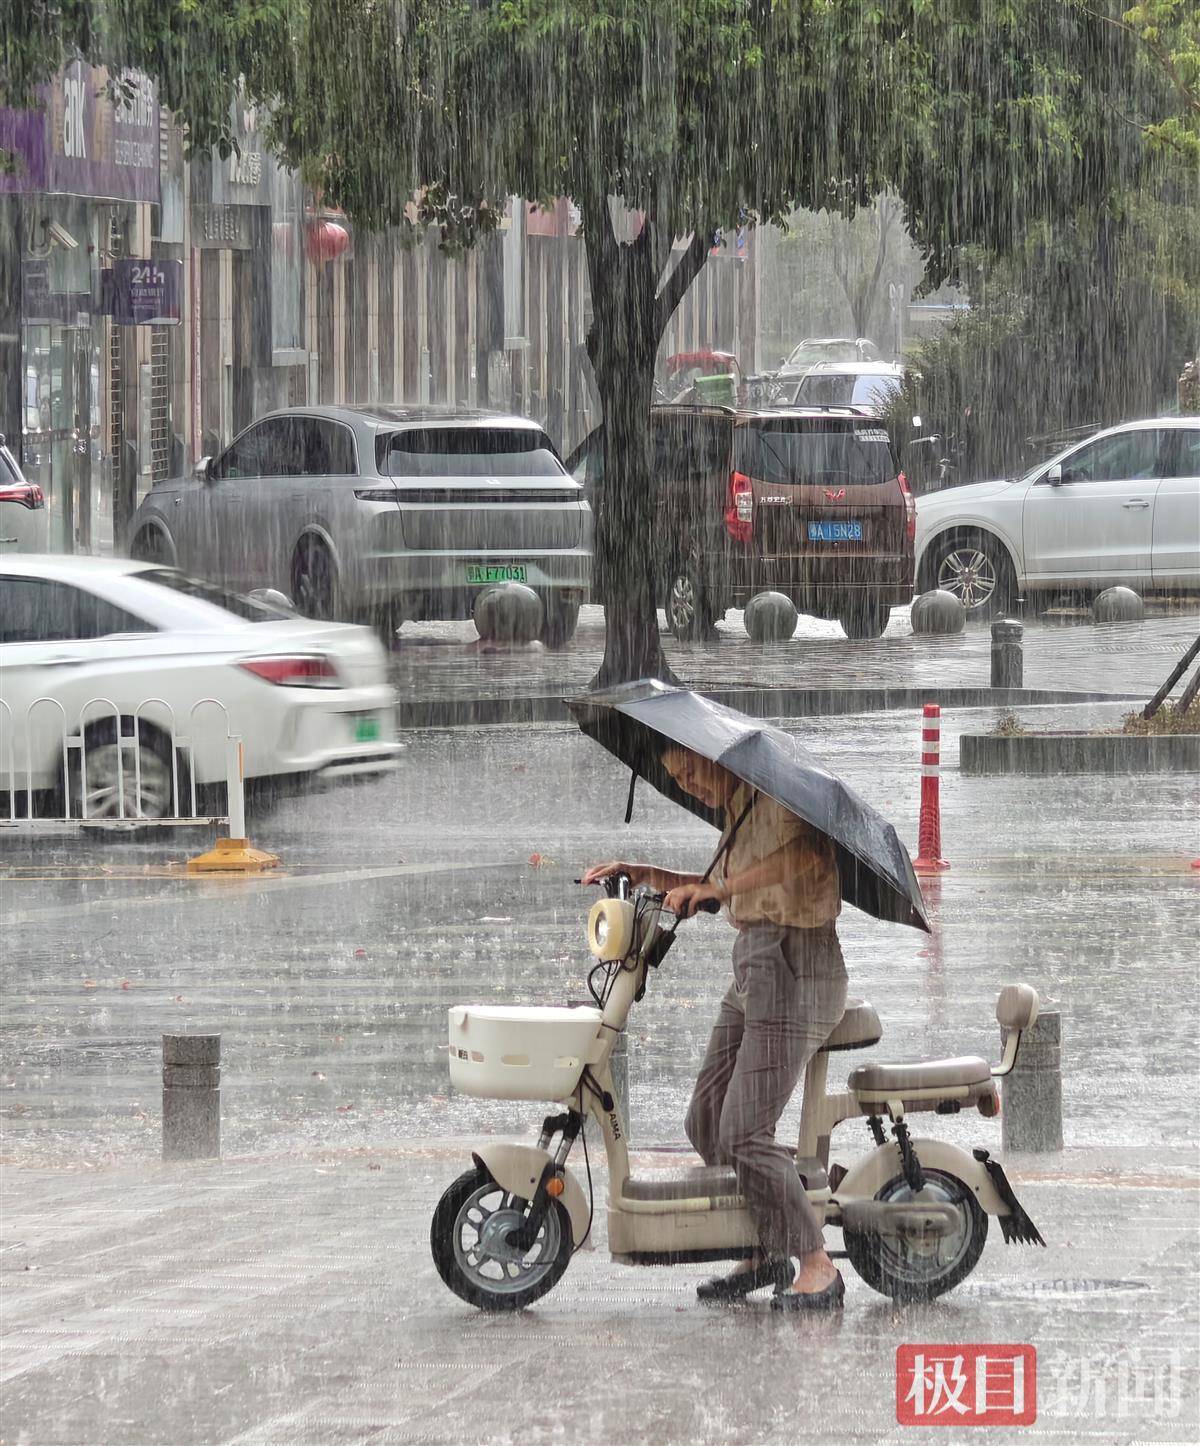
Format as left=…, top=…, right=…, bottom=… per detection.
left=587, top=898, right=636, bottom=961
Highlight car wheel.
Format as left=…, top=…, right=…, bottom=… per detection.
left=664, top=550, right=717, bottom=641
left=130, top=525, right=175, bottom=566
left=292, top=535, right=337, bottom=619
left=929, top=532, right=1015, bottom=620
left=838, top=599, right=892, bottom=640
left=539, top=597, right=580, bottom=650
left=69, top=720, right=188, bottom=821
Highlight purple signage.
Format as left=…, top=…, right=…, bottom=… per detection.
left=0, top=63, right=159, bottom=202
left=103, top=259, right=183, bottom=326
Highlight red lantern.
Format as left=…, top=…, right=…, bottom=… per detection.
left=304, top=219, right=351, bottom=264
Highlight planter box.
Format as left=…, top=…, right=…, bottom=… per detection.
left=960, top=732, right=1200, bottom=775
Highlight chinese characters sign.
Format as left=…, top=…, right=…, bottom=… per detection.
left=0, top=62, right=159, bottom=201
left=897, top=1345, right=1037, bottom=1426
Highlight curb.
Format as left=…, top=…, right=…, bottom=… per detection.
left=397, top=686, right=1143, bottom=731
left=960, top=731, right=1200, bottom=775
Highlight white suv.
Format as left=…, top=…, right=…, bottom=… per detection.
left=915, top=417, right=1200, bottom=617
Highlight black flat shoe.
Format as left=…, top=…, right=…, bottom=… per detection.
left=770, top=1269, right=845, bottom=1312
left=697, top=1256, right=794, bottom=1302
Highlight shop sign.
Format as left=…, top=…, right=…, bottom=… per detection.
left=102, top=259, right=183, bottom=325
left=208, top=96, right=274, bottom=206
left=192, top=203, right=256, bottom=249
left=0, top=63, right=159, bottom=202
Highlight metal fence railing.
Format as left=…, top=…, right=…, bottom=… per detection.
left=0, top=695, right=247, bottom=836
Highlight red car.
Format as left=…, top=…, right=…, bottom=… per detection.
left=569, top=405, right=916, bottom=640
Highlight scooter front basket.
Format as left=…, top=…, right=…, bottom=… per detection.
left=447, top=1004, right=605, bottom=1101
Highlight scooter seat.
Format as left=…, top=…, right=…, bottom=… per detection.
left=820, top=998, right=882, bottom=1052
left=848, top=1056, right=992, bottom=1097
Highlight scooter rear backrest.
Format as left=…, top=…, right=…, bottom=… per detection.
left=995, top=983, right=1040, bottom=1032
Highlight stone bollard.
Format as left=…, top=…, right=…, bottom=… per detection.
left=911, top=589, right=966, bottom=636
left=744, top=591, right=799, bottom=644
left=473, top=583, right=543, bottom=643
left=1001, top=1011, right=1062, bottom=1153
left=162, top=1034, right=221, bottom=1161
left=1092, top=586, right=1144, bottom=624
left=991, top=618, right=1024, bottom=689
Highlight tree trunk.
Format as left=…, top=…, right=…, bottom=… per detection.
left=577, top=202, right=713, bottom=689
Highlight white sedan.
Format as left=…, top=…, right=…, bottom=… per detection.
left=0, top=556, right=402, bottom=820
left=915, top=417, right=1200, bottom=617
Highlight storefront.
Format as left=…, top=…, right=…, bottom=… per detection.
left=0, top=63, right=159, bottom=553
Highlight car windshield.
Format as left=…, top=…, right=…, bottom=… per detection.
left=737, top=425, right=895, bottom=486
left=137, top=568, right=295, bottom=621
left=381, top=427, right=565, bottom=478
left=794, top=373, right=901, bottom=408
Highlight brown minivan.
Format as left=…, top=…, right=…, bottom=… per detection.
left=569, top=404, right=915, bottom=640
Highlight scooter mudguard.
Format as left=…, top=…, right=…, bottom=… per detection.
left=471, top=1143, right=593, bottom=1250
left=833, top=1138, right=1044, bottom=1244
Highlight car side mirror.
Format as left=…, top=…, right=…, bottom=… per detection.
left=194, top=455, right=212, bottom=483
left=1045, top=462, right=1063, bottom=486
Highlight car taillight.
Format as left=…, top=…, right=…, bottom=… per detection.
left=897, top=471, right=916, bottom=542
left=725, top=471, right=754, bottom=544
left=238, top=656, right=340, bottom=687
left=0, top=482, right=45, bottom=509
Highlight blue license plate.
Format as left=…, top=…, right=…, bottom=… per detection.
left=808, top=520, right=863, bottom=542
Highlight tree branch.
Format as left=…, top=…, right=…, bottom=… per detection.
left=654, top=228, right=711, bottom=336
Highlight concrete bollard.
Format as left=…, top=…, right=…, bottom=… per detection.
left=1092, top=586, right=1144, bottom=624
left=911, top=589, right=966, bottom=636
left=473, top=583, right=543, bottom=643
left=744, top=591, right=799, bottom=644
left=1001, top=1011, right=1062, bottom=1153
left=991, top=618, right=1024, bottom=689
left=162, top=1034, right=221, bottom=1161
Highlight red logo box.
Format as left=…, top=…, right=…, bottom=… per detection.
left=897, top=1345, right=1037, bottom=1426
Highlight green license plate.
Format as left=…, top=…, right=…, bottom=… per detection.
left=466, top=564, right=527, bottom=584
left=354, top=715, right=382, bottom=743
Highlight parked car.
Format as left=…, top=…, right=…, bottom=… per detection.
left=127, top=406, right=592, bottom=648
left=0, top=434, right=49, bottom=554
left=781, top=337, right=881, bottom=368
left=915, top=417, right=1200, bottom=618
left=569, top=405, right=915, bottom=640
left=774, top=361, right=906, bottom=413
left=0, top=556, right=401, bottom=819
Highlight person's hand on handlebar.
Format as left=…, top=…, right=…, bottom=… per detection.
left=581, top=860, right=648, bottom=888
left=663, top=880, right=727, bottom=918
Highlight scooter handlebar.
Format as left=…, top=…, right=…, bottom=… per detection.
left=575, top=877, right=721, bottom=916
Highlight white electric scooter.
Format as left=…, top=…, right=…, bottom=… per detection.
left=432, top=873, right=1044, bottom=1311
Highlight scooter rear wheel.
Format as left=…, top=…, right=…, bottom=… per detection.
left=431, top=1166, right=573, bottom=1312
left=842, top=1167, right=988, bottom=1303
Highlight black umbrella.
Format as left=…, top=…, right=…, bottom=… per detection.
left=568, top=678, right=930, bottom=933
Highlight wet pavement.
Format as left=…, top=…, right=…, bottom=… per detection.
left=3, top=629, right=1198, bottom=1442
left=387, top=603, right=1200, bottom=712
left=2, top=1142, right=1196, bottom=1444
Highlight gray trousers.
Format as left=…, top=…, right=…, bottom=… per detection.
left=684, top=922, right=848, bottom=1259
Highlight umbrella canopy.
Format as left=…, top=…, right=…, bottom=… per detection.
left=568, top=679, right=930, bottom=933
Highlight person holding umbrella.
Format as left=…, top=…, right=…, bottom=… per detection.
left=583, top=742, right=850, bottom=1310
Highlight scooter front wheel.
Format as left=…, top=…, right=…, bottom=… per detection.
left=843, top=1167, right=988, bottom=1303
left=431, top=1166, right=573, bottom=1312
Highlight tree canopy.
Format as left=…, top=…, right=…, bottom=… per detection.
left=4, top=2, right=1190, bottom=680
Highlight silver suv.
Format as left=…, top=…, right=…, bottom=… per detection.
left=127, top=406, right=592, bottom=645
